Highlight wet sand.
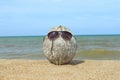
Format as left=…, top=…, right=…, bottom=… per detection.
left=0, top=59, right=120, bottom=80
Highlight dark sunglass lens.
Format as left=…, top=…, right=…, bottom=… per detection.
left=48, top=31, right=59, bottom=40
left=61, top=31, right=72, bottom=40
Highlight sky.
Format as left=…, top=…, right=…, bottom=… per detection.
left=0, top=0, right=120, bottom=36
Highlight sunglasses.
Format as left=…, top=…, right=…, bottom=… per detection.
left=48, top=31, right=72, bottom=41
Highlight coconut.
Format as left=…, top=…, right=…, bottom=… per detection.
left=43, top=25, right=77, bottom=65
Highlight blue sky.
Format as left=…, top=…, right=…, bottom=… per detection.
left=0, top=0, right=120, bottom=36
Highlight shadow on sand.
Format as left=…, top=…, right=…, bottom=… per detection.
left=70, top=60, right=85, bottom=65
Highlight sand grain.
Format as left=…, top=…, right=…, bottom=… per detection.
left=0, top=59, right=120, bottom=80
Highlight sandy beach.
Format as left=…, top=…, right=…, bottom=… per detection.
left=0, top=59, right=120, bottom=80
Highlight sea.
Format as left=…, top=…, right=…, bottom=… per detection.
left=0, top=35, right=120, bottom=60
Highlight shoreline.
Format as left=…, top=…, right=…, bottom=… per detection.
left=0, top=59, right=120, bottom=80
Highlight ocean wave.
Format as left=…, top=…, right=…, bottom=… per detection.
left=76, top=49, right=120, bottom=60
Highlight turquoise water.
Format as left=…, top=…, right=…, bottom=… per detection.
left=0, top=35, right=120, bottom=60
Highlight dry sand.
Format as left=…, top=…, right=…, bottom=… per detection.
left=0, top=59, right=120, bottom=80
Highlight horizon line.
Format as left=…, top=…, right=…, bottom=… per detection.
left=0, top=34, right=120, bottom=37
